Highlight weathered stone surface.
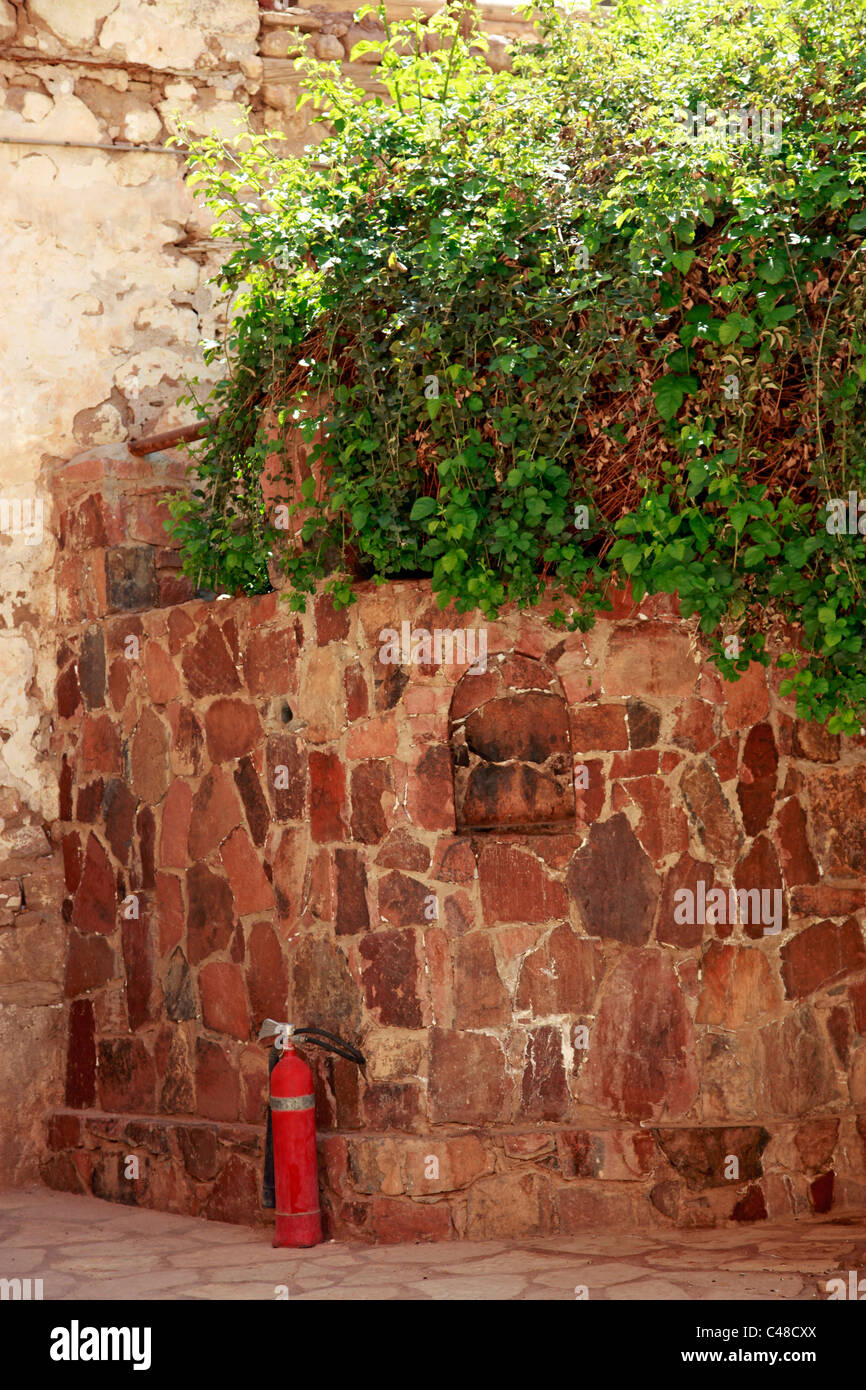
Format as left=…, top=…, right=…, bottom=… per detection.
left=159, top=1030, right=196, bottom=1115
left=204, top=698, right=262, bottom=763
left=303, top=648, right=346, bottom=743
left=515, top=923, right=603, bottom=1015
left=220, top=827, right=275, bottom=917
left=722, top=663, right=769, bottom=729
left=195, top=1039, right=239, bottom=1123
left=604, top=624, right=699, bottom=698
left=465, top=1171, right=553, bottom=1239
left=627, top=776, right=689, bottom=863
left=478, top=843, right=567, bottom=925
left=759, top=1007, right=841, bottom=1116
left=429, top=1028, right=511, bottom=1124
left=454, top=933, right=510, bottom=1027
left=71, top=833, right=115, bottom=935
left=159, top=779, right=191, bottom=867
left=64, top=932, right=115, bottom=998
left=143, top=642, right=179, bottom=706
left=188, top=767, right=242, bottom=860
left=97, top=1038, right=156, bottom=1112
left=56, top=663, right=81, bottom=720
left=578, top=950, right=698, bottom=1121
left=181, top=621, right=240, bottom=698
left=233, top=757, right=270, bottom=848
left=289, top=937, right=362, bottom=1039
left=186, top=865, right=236, bottom=965
left=378, top=870, right=430, bottom=927
left=243, top=625, right=296, bottom=696
left=176, top=1125, right=218, bottom=1182
left=673, top=698, right=716, bottom=753
left=793, top=720, right=840, bottom=762
left=246, top=922, right=288, bottom=1026
left=376, top=830, right=431, bottom=872
left=654, top=1126, right=769, bottom=1191
left=681, top=760, right=743, bottom=864
left=164, top=947, right=197, bottom=1022
left=65, top=1000, right=96, bottom=1108
left=102, top=778, right=137, bottom=864
left=309, top=751, right=348, bottom=842
left=335, top=848, right=370, bottom=936
left=122, top=916, right=153, bottom=1031
left=130, top=706, right=170, bottom=805
left=360, top=929, right=422, bottom=1028
left=780, top=918, right=866, bottom=999
left=557, top=1129, right=656, bottom=1180
left=626, top=697, right=661, bottom=749
left=350, top=760, right=391, bottom=844
left=734, top=835, right=787, bottom=940
left=199, top=962, right=249, bottom=1040
left=81, top=713, right=122, bottom=777
left=521, top=1025, right=569, bottom=1120
left=731, top=1184, right=768, bottom=1222
left=79, top=628, right=106, bottom=709
left=461, top=762, right=572, bottom=829
left=169, top=705, right=203, bottom=777
left=407, top=745, right=455, bottom=831
left=463, top=691, right=569, bottom=763
left=266, top=735, right=307, bottom=821
left=806, top=766, right=866, bottom=876
left=656, top=853, right=715, bottom=949
left=696, top=942, right=781, bottom=1028
left=774, top=796, right=819, bottom=886
left=566, top=814, right=659, bottom=944
left=136, top=804, right=156, bottom=892
left=570, top=703, right=628, bottom=751
left=737, top=723, right=778, bottom=836
left=106, top=546, right=158, bottom=611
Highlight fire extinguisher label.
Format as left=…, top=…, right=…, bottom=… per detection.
left=270, top=1094, right=315, bottom=1112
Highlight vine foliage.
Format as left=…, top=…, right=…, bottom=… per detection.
left=169, top=0, right=866, bottom=733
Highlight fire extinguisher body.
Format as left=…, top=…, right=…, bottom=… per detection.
left=270, top=1043, right=323, bottom=1249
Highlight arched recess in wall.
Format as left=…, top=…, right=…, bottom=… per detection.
left=449, top=655, right=575, bottom=832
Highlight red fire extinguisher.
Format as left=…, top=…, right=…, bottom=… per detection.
left=258, top=1019, right=365, bottom=1249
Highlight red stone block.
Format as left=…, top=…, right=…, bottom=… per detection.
left=809, top=1170, right=834, bottom=1214
left=220, top=827, right=275, bottom=916
left=516, top=923, right=603, bottom=1014
left=234, top=757, right=271, bottom=848
left=450, top=669, right=500, bottom=721
left=520, top=1025, right=569, bottom=1120
left=710, top=734, right=738, bottom=782
left=266, top=735, right=307, bottom=821
left=610, top=749, right=658, bottom=778
left=453, top=933, right=509, bottom=1027
left=852, top=980, right=866, bottom=1034
left=793, top=720, right=840, bottom=763
left=47, top=1113, right=83, bottom=1151
left=159, top=780, right=192, bottom=868
left=578, top=949, right=698, bottom=1122
left=378, top=870, right=431, bottom=927
left=408, top=745, right=455, bottom=831
left=376, top=830, right=431, bottom=872
left=271, top=826, right=308, bottom=923
left=156, top=872, right=184, bottom=956
left=243, top=626, right=297, bottom=696
left=245, top=921, right=288, bottom=1026
left=790, top=884, right=866, bottom=917
left=195, top=1038, right=240, bottom=1122
left=62, top=831, right=82, bottom=894
left=570, top=703, right=628, bottom=751
left=65, top=1000, right=96, bottom=1108
left=122, top=915, right=154, bottom=1031
left=566, top=814, right=659, bottom=943
left=370, top=1197, right=452, bottom=1243
left=102, top=779, right=137, bottom=865
left=734, top=835, right=788, bottom=940
left=656, top=853, right=716, bottom=949
left=189, top=767, right=242, bottom=860
left=673, top=698, right=717, bottom=752
left=774, top=796, right=819, bottom=887
left=181, top=621, right=241, bottom=698
left=168, top=606, right=195, bottom=654
left=722, top=662, right=769, bottom=729
left=346, top=715, right=398, bottom=760
left=737, top=723, right=778, bottom=836
left=59, top=757, right=74, bottom=821
left=805, top=766, right=866, bottom=878
left=56, top=664, right=81, bottom=720
left=431, top=838, right=475, bottom=883
left=731, top=1184, right=768, bottom=1222
left=204, top=698, right=262, bottom=763
left=604, top=624, right=699, bottom=699
left=360, top=928, right=422, bottom=1027
left=81, top=713, right=123, bottom=777
left=428, top=1028, right=512, bottom=1124
left=478, top=843, right=567, bottom=925
left=759, top=1007, right=840, bottom=1117
left=309, top=751, right=348, bottom=842
left=344, top=663, right=369, bottom=722
left=186, top=863, right=237, bottom=964
left=463, top=691, right=569, bottom=763
left=97, top=1037, right=156, bottom=1112
left=680, top=759, right=743, bottom=865
left=780, top=918, right=866, bottom=999
left=64, top=931, right=115, bottom=997
left=334, top=848, right=370, bottom=936
left=130, top=707, right=170, bottom=805
left=143, top=643, right=180, bottom=705
left=72, top=833, right=116, bottom=935
left=350, top=760, right=392, bottom=844
left=627, top=775, right=689, bottom=863
left=315, top=591, right=350, bottom=645
left=199, top=961, right=250, bottom=1040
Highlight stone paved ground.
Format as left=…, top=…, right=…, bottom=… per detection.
left=2, top=1190, right=866, bottom=1300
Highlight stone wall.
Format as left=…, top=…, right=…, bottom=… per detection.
left=41, top=449, right=866, bottom=1238
left=0, top=0, right=541, bottom=1188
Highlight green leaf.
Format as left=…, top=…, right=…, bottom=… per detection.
left=410, top=497, right=438, bottom=521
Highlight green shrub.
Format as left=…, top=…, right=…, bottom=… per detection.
left=170, top=0, right=866, bottom=732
